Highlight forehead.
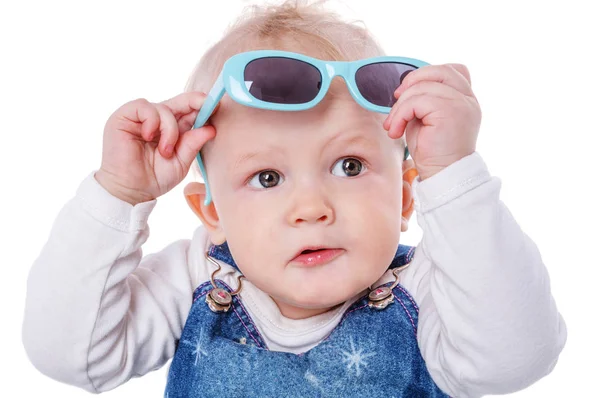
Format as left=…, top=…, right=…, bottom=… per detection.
left=211, top=86, right=385, bottom=146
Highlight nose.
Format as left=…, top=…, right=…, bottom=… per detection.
left=286, top=188, right=335, bottom=227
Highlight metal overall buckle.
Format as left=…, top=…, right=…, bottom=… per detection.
left=367, top=264, right=409, bottom=310
left=204, top=252, right=245, bottom=313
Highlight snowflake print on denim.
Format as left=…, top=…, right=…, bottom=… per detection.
left=341, top=337, right=376, bottom=377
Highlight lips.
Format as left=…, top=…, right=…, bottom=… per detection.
left=290, top=247, right=344, bottom=267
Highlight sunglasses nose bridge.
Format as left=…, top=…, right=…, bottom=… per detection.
left=323, top=61, right=354, bottom=97
left=324, top=61, right=362, bottom=103
left=324, top=61, right=350, bottom=80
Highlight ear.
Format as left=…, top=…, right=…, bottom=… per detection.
left=401, top=159, right=418, bottom=232
left=184, top=182, right=226, bottom=245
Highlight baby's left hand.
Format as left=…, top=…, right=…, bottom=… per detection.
left=383, top=64, right=481, bottom=180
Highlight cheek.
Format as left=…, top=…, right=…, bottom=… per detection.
left=219, top=198, right=271, bottom=242
left=214, top=193, right=281, bottom=271
left=340, top=177, right=402, bottom=255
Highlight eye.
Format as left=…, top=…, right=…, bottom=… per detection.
left=248, top=170, right=283, bottom=189
left=331, top=157, right=365, bottom=177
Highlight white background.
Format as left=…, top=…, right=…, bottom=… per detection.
left=1, top=0, right=598, bottom=396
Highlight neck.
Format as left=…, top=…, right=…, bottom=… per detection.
left=273, top=299, right=342, bottom=320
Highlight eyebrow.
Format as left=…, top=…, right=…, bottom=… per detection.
left=322, top=131, right=380, bottom=155
left=230, top=145, right=283, bottom=173
left=230, top=130, right=379, bottom=173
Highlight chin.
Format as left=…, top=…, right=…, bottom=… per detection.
left=281, top=283, right=363, bottom=310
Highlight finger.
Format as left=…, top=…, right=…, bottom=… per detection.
left=177, top=100, right=221, bottom=132
left=383, top=98, right=401, bottom=131
left=388, top=102, right=410, bottom=139
left=177, top=112, right=197, bottom=134
left=117, top=98, right=161, bottom=141
left=394, top=64, right=473, bottom=99
left=398, top=81, right=461, bottom=102
left=154, top=103, right=180, bottom=158
left=161, top=91, right=207, bottom=118
left=447, top=63, right=471, bottom=84
left=388, top=94, right=444, bottom=139
left=385, top=81, right=459, bottom=130
left=174, top=125, right=217, bottom=168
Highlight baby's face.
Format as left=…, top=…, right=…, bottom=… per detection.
left=205, top=84, right=404, bottom=319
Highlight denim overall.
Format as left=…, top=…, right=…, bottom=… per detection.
left=164, top=243, right=449, bottom=397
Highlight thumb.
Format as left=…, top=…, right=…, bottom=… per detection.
left=175, top=125, right=216, bottom=169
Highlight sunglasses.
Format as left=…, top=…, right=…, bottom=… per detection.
left=193, top=50, right=429, bottom=205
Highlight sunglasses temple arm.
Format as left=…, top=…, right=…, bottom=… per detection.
left=193, top=71, right=225, bottom=129
left=192, top=71, right=225, bottom=206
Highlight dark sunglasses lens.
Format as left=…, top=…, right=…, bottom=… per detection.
left=355, top=62, right=417, bottom=107
left=244, top=57, right=322, bottom=104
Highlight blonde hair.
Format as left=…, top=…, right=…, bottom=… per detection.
left=186, top=0, right=395, bottom=180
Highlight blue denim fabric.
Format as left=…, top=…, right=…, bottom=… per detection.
left=164, top=243, right=449, bottom=397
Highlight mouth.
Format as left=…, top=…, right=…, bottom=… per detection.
left=290, top=247, right=345, bottom=267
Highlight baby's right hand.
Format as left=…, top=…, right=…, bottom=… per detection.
left=95, top=92, right=216, bottom=205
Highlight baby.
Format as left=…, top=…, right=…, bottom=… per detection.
left=22, top=1, right=567, bottom=397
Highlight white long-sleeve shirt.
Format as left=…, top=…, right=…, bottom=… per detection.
left=22, top=152, right=567, bottom=397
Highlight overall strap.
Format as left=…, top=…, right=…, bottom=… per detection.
left=192, top=279, right=268, bottom=349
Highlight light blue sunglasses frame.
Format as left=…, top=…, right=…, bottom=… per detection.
left=192, top=50, right=429, bottom=205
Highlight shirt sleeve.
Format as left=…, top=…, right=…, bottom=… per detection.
left=22, top=171, right=201, bottom=393
left=399, top=152, right=567, bottom=398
